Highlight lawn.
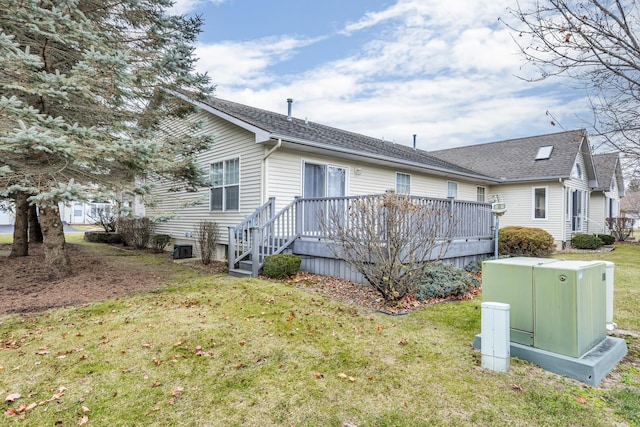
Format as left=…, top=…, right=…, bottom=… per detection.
left=0, top=235, right=638, bottom=426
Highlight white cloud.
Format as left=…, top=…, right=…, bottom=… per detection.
left=197, top=0, right=589, bottom=149
left=168, top=0, right=227, bottom=16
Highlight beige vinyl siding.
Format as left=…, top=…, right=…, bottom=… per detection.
left=588, top=193, right=607, bottom=234
left=147, top=111, right=265, bottom=251
left=488, top=182, right=566, bottom=245
left=564, top=151, right=591, bottom=241
left=266, top=149, right=488, bottom=209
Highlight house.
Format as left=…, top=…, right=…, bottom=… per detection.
left=430, top=131, right=625, bottom=247
left=146, top=95, right=624, bottom=277
left=590, top=153, right=626, bottom=233
left=620, top=190, right=640, bottom=228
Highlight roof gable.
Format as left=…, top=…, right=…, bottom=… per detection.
left=593, top=152, right=624, bottom=194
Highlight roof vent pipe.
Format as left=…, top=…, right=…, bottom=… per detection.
left=287, top=98, right=293, bottom=121
left=413, top=134, right=417, bottom=149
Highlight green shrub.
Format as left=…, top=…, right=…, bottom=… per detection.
left=415, top=263, right=480, bottom=301
left=498, top=226, right=555, bottom=257
left=262, top=254, right=302, bottom=279
left=464, top=259, right=484, bottom=276
left=597, top=234, right=616, bottom=245
left=571, top=234, right=603, bottom=250
left=83, top=231, right=123, bottom=244
left=150, top=234, right=172, bottom=253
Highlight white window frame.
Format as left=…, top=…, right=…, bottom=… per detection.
left=301, top=160, right=348, bottom=198
left=447, top=181, right=458, bottom=199
left=476, top=186, right=486, bottom=202
left=395, top=172, right=411, bottom=194
left=210, top=157, right=240, bottom=212
left=532, top=186, right=548, bottom=220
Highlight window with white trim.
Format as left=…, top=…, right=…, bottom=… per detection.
left=533, top=187, right=547, bottom=219
left=395, top=173, right=411, bottom=193
left=210, top=158, right=239, bottom=211
left=476, top=186, right=486, bottom=202
left=447, top=181, right=458, bottom=198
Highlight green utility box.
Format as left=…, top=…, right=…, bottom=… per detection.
left=483, top=258, right=606, bottom=358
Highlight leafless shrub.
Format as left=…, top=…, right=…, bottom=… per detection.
left=606, top=217, right=634, bottom=242
left=320, top=193, right=456, bottom=302
left=116, top=217, right=155, bottom=249
left=194, top=220, right=220, bottom=265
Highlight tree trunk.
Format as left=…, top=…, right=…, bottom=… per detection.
left=28, top=203, right=43, bottom=243
left=9, top=192, right=29, bottom=257
left=39, top=204, right=71, bottom=279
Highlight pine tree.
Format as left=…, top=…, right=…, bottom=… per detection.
left=0, top=0, right=213, bottom=277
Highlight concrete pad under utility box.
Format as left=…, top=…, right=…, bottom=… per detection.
left=473, top=334, right=627, bottom=387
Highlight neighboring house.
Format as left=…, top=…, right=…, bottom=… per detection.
left=430, top=130, right=625, bottom=247
left=59, top=201, right=113, bottom=225
left=0, top=201, right=14, bottom=225
left=620, top=190, right=640, bottom=227
left=147, top=95, right=624, bottom=277
left=589, top=153, right=626, bottom=233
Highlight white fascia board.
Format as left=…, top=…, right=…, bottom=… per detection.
left=269, top=133, right=499, bottom=184
left=164, top=90, right=270, bottom=143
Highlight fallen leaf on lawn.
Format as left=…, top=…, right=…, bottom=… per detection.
left=576, top=396, right=587, bottom=404
left=404, top=401, right=408, bottom=408
left=337, top=373, right=348, bottom=379
left=348, top=376, right=356, bottom=382
left=77, top=415, right=89, bottom=425
left=142, top=342, right=153, bottom=348
left=314, top=372, right=324, bottom=379
left=239, top=340, right=246, bottom=346
left=25, top=402, right=37, bottom=411
left=151, top=381, right=161, bottom=388
left=36, top=350, right=50, bottom=355
left=511, top=383, right=523, bottom=392
left=171, top=387, right=183, bottom=397
left=57, top=355, right=67, bottom=359
left=81, top=406, right=90, bottom=413
left=195, top=345, right=203, bottom=352
left=376, top=325, right=382, bottom=333
left=236, top=363, right=245, bottom=370
left=79, top=354, right=88, bottom=360
left=398, top=338, right=408, bottom=346
left=4, top=407, right=18, bottom=415
left=173, top=341, right=184, bottom=347
left=168, top=398, right=176, bottom=406
left=287, top=311, right=295, bottom=321
left=5, top=393, right=21, bottom=403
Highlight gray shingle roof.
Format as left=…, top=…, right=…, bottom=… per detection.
left=198, top=97, right=494, bottom=180
left=592, top=152, right=620, bottom=191
left=428, top=130, right=590, bottom=181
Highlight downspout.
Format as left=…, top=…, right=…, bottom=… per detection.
left=262, top=138, right=282, bottom=202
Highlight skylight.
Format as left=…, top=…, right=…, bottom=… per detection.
left=535, top=145, right=554, bottom=160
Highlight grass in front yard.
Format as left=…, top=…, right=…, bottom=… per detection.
left=0, top=237, right=638, bottom=425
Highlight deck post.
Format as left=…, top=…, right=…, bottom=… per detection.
left=294, top=196, right=302, bottom=237
left=228, top=226, right=236, bottom=271
left=251, top=226, right=260, bottom=277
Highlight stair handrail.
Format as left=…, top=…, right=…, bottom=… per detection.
left=249, top=197, right=302, bottom=275
left=228, top=197, right=275, bottom=270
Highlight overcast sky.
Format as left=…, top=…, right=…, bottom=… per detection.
left=170, top=0, right=592, bottom=151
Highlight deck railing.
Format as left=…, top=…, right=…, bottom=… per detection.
left=228, top=194, right=493, bottom=275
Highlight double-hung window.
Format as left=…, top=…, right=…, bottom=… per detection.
left=533, top=187, right=547, bottom=219
left=476, top=186, right=486, bottom=202
left=396, top=173, right=411, bottom=194
left=447, top=181, right=458, bottom=198
left=210, top=158, right=239, bottom=211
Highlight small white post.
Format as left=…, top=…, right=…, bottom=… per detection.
left=481, top=302, right=511, bottom=372
left=603, top=261, right=617, bottom=331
